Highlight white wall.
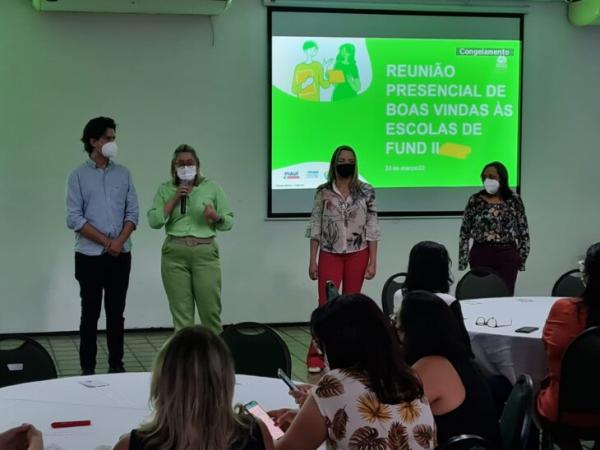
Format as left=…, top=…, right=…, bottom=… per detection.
left=0, top=0, right=599, bottom=333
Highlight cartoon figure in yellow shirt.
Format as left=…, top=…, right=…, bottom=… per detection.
left=292, top=40, right=332, bottom=102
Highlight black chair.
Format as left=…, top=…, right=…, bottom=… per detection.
left=542, top=326, right=600, bottom=447
left=381, top=272, right=407, bottom=317
left=551, top=269, right=585, bottom=298
left=0, top=335, right=58, bottom=388
left=486, top=375, right=513, bottom=422
left=499, top=374, right=534, bottom=450
left=220, top=322, right=292, bottom=378
left=456, top=267, right=510, bottom=301
left=436, top=434, right=495, bottom=450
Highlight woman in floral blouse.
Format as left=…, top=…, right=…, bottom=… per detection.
left=305, top=145, right=380, bottom=372
left=458, top=161, right=530, bottom=295
left=271, top=294, right=436, bottom=450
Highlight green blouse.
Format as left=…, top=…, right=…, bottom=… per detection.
left=147, top=178, right=233, bottom=238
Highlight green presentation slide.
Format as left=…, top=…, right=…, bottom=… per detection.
left=271, top=37, right=521, bottom=190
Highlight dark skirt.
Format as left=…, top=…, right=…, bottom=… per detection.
left=469, top=242, right=520, bottom=295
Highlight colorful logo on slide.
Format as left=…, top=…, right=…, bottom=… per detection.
left=273, top=37, right=373, bottom=102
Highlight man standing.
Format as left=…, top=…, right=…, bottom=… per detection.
left=66, top=117, right=139, bottom=375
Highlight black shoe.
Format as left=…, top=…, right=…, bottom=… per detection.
left=81, top=368, right=95, bottom=376
left=108, top=365, right=126, bottom=373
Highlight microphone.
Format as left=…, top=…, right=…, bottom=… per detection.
left=180, top=180, right=190, bottom=214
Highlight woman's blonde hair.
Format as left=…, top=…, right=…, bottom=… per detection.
left=137, top=326, right=251, bottom=450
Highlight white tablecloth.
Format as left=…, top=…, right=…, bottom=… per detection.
left=0, top=373, right=302, bottom=450
left=462, top=296, right=557, bottom=385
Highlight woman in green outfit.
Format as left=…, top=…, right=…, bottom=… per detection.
left=332, top=43, right=361, bottom=101
left=148, top=144, right=233, bottom=334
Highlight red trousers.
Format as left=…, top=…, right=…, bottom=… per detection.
left=317, top=248, right=370, bottom=303
left=308, top=248, right=369, bottom=366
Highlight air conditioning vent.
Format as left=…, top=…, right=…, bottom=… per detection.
left=32, top=0, right=232, bottom=15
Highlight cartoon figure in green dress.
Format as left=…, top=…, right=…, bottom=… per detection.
left=332, top=43, right=361, bottom=101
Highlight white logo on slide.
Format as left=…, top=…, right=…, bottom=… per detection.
left=272, top=162, right=368, bottom=190
left=496, top=55, right=507, bottom=70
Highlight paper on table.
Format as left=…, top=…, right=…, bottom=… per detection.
left=79, top=380, right=109, bottom=388
left=45, top=428, right=90, bottom=437
left=43, top=444, right=65, bottom=450
left=462, top=300, right=484, bottom=305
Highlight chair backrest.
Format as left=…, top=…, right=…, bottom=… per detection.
left=499, top=374, right=533, bottom=450
left=456, top=267, right=510, bottom=300
left=381, top=272, right=407, bottom=317
left=436, top=434, right=494, bottom=450
left=551, top=269, right=585, bottom=298
left=220, top=322, right=292, bottom=378
left=557, top=326, right=600, bottom=427
left=0, top=335, right=58, bottom=388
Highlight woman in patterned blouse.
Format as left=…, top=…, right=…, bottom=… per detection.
left=305, top=145, right=380, bottom=372
left=271, top=294, right=436, bottom=450
left=458, top=161, right=530, bottom=295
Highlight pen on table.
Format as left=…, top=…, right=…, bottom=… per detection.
left=51, top=420, right=91, bottom=428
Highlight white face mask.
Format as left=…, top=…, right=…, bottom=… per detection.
left=176, top=165, right=197, bottom=181
left=484, top=178, right=500, bottom=195
left=101, top=142, right=118, bottom=159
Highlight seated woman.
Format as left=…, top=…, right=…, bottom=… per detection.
left=537, top=243, right=600, bottom=450
left=272, top=294, right=436, bottom=450
left=398, top=291, right=500, bottom=445
left=394, top=240, right=472, bottom=354
left=113, top=326, right=273, bottom=450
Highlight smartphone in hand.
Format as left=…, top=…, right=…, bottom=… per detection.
left=277, top=368, right=298, bottom=391
left=244, top=400, right=284, bottom=440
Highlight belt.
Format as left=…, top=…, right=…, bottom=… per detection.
left=474, top=241, right=516, bottom=248
left=170, top=236, right=214, bottom=246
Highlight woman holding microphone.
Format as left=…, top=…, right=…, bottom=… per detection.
left=148, top=144, right=233, bottom=334
left=305, top=145, right=379, bottom=372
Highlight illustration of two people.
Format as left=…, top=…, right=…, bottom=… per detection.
left=291, top=40, right=361, bottom=102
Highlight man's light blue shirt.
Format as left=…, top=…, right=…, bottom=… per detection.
left=66, top=158, right=139, bottom=256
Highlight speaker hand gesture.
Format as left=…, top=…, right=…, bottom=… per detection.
left=203, top=203, right=219, bottom=224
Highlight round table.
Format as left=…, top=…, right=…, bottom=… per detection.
left=461, top=296, right=557, bottom=385
left=0, top=373, right=302, bottom=450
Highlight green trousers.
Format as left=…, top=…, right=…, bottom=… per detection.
left=160, top=236, right=223, bottom=334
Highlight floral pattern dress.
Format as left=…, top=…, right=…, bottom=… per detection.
left=306, top=182, right=380, bottom=254
left=458, top=193, right=530, bottom=271
left=312, top=369, right=436, bottom=450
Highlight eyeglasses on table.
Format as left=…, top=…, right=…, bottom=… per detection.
left=475, top=316, right=512, bottom=328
